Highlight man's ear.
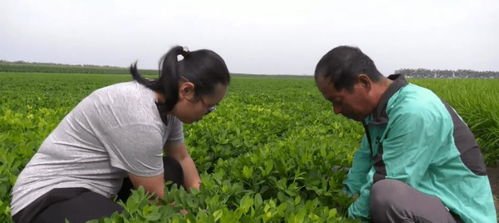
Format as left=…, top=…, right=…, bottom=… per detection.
left=179, top=82, right=196, bottom=100
left=357, top=74, right=372, bottom=92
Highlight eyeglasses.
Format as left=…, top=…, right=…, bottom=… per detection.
left=200, top=97, right=216, bottom=114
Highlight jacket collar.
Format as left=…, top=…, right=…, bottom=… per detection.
left=367, top=74, right=408, bottom=125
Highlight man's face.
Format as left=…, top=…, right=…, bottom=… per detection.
left=316, top=75, right=371, bottom=121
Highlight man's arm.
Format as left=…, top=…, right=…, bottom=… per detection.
left=343, top=136, right=372, bottom=196
left=164, top=142, right=201, bottom=190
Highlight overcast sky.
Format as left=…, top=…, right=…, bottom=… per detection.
left=1, top=0, right=498, bottom=75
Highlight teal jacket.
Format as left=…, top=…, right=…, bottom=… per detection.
left=344, top=75, right=496, bottom=222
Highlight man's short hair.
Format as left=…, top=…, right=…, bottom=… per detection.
left=315, top=46, right=383, bottom=91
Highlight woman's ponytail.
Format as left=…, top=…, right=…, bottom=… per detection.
left=130, top=62, right=161, bottom=91
left=158, top=46, right=185, bottom=111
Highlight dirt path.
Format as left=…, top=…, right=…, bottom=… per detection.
left=487, top=167, right=499, bottom=220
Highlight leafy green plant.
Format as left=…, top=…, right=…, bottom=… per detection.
left=1, top=72, right=497, bottom=222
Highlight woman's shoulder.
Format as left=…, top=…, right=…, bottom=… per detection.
left=94, top=81, right=144, bottom=95
left=82, top=81, right=161, bottom=125
left=91, top=81, right=154, bottom=102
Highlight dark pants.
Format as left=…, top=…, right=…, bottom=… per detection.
left=370, top=179, right=460, bottom=223
left=13, top=156, right=184, bottom=223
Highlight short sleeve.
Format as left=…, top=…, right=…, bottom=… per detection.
left=101, top=123, right=164, bottom=177
left=166, top=116, right=184, bottom=144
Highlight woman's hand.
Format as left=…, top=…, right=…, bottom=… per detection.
left=168, top=201, right=188, bottom=215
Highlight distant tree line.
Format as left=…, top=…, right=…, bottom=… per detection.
left=3, top=60, right=498, bottom=78
left=0, top=60, right=124, bottom=68
left=395, top=68, right=499, bottom=79
left=0, top=60, right=157, bottom=75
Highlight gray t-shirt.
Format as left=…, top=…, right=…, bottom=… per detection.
left=11, top=81, right=183, bottom=215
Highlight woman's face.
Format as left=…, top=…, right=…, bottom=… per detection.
left=172, top=82, right=227, bottom=124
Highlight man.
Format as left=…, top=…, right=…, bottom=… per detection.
left=314, top=46, right=496, bottom=222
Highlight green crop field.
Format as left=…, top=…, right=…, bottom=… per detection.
left=0, top=72, right=498, bottom=222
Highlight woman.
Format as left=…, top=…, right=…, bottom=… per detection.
left=11, top=46, right=230, bottom=223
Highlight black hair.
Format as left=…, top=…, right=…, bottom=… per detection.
left=130, top=46, right=230, bottom=112
left=314, top=46, right=382, bottom=91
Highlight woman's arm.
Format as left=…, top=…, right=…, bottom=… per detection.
left=165, top=142, right=201, bottom=190
left=128, top=173, right=165, bottom=199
